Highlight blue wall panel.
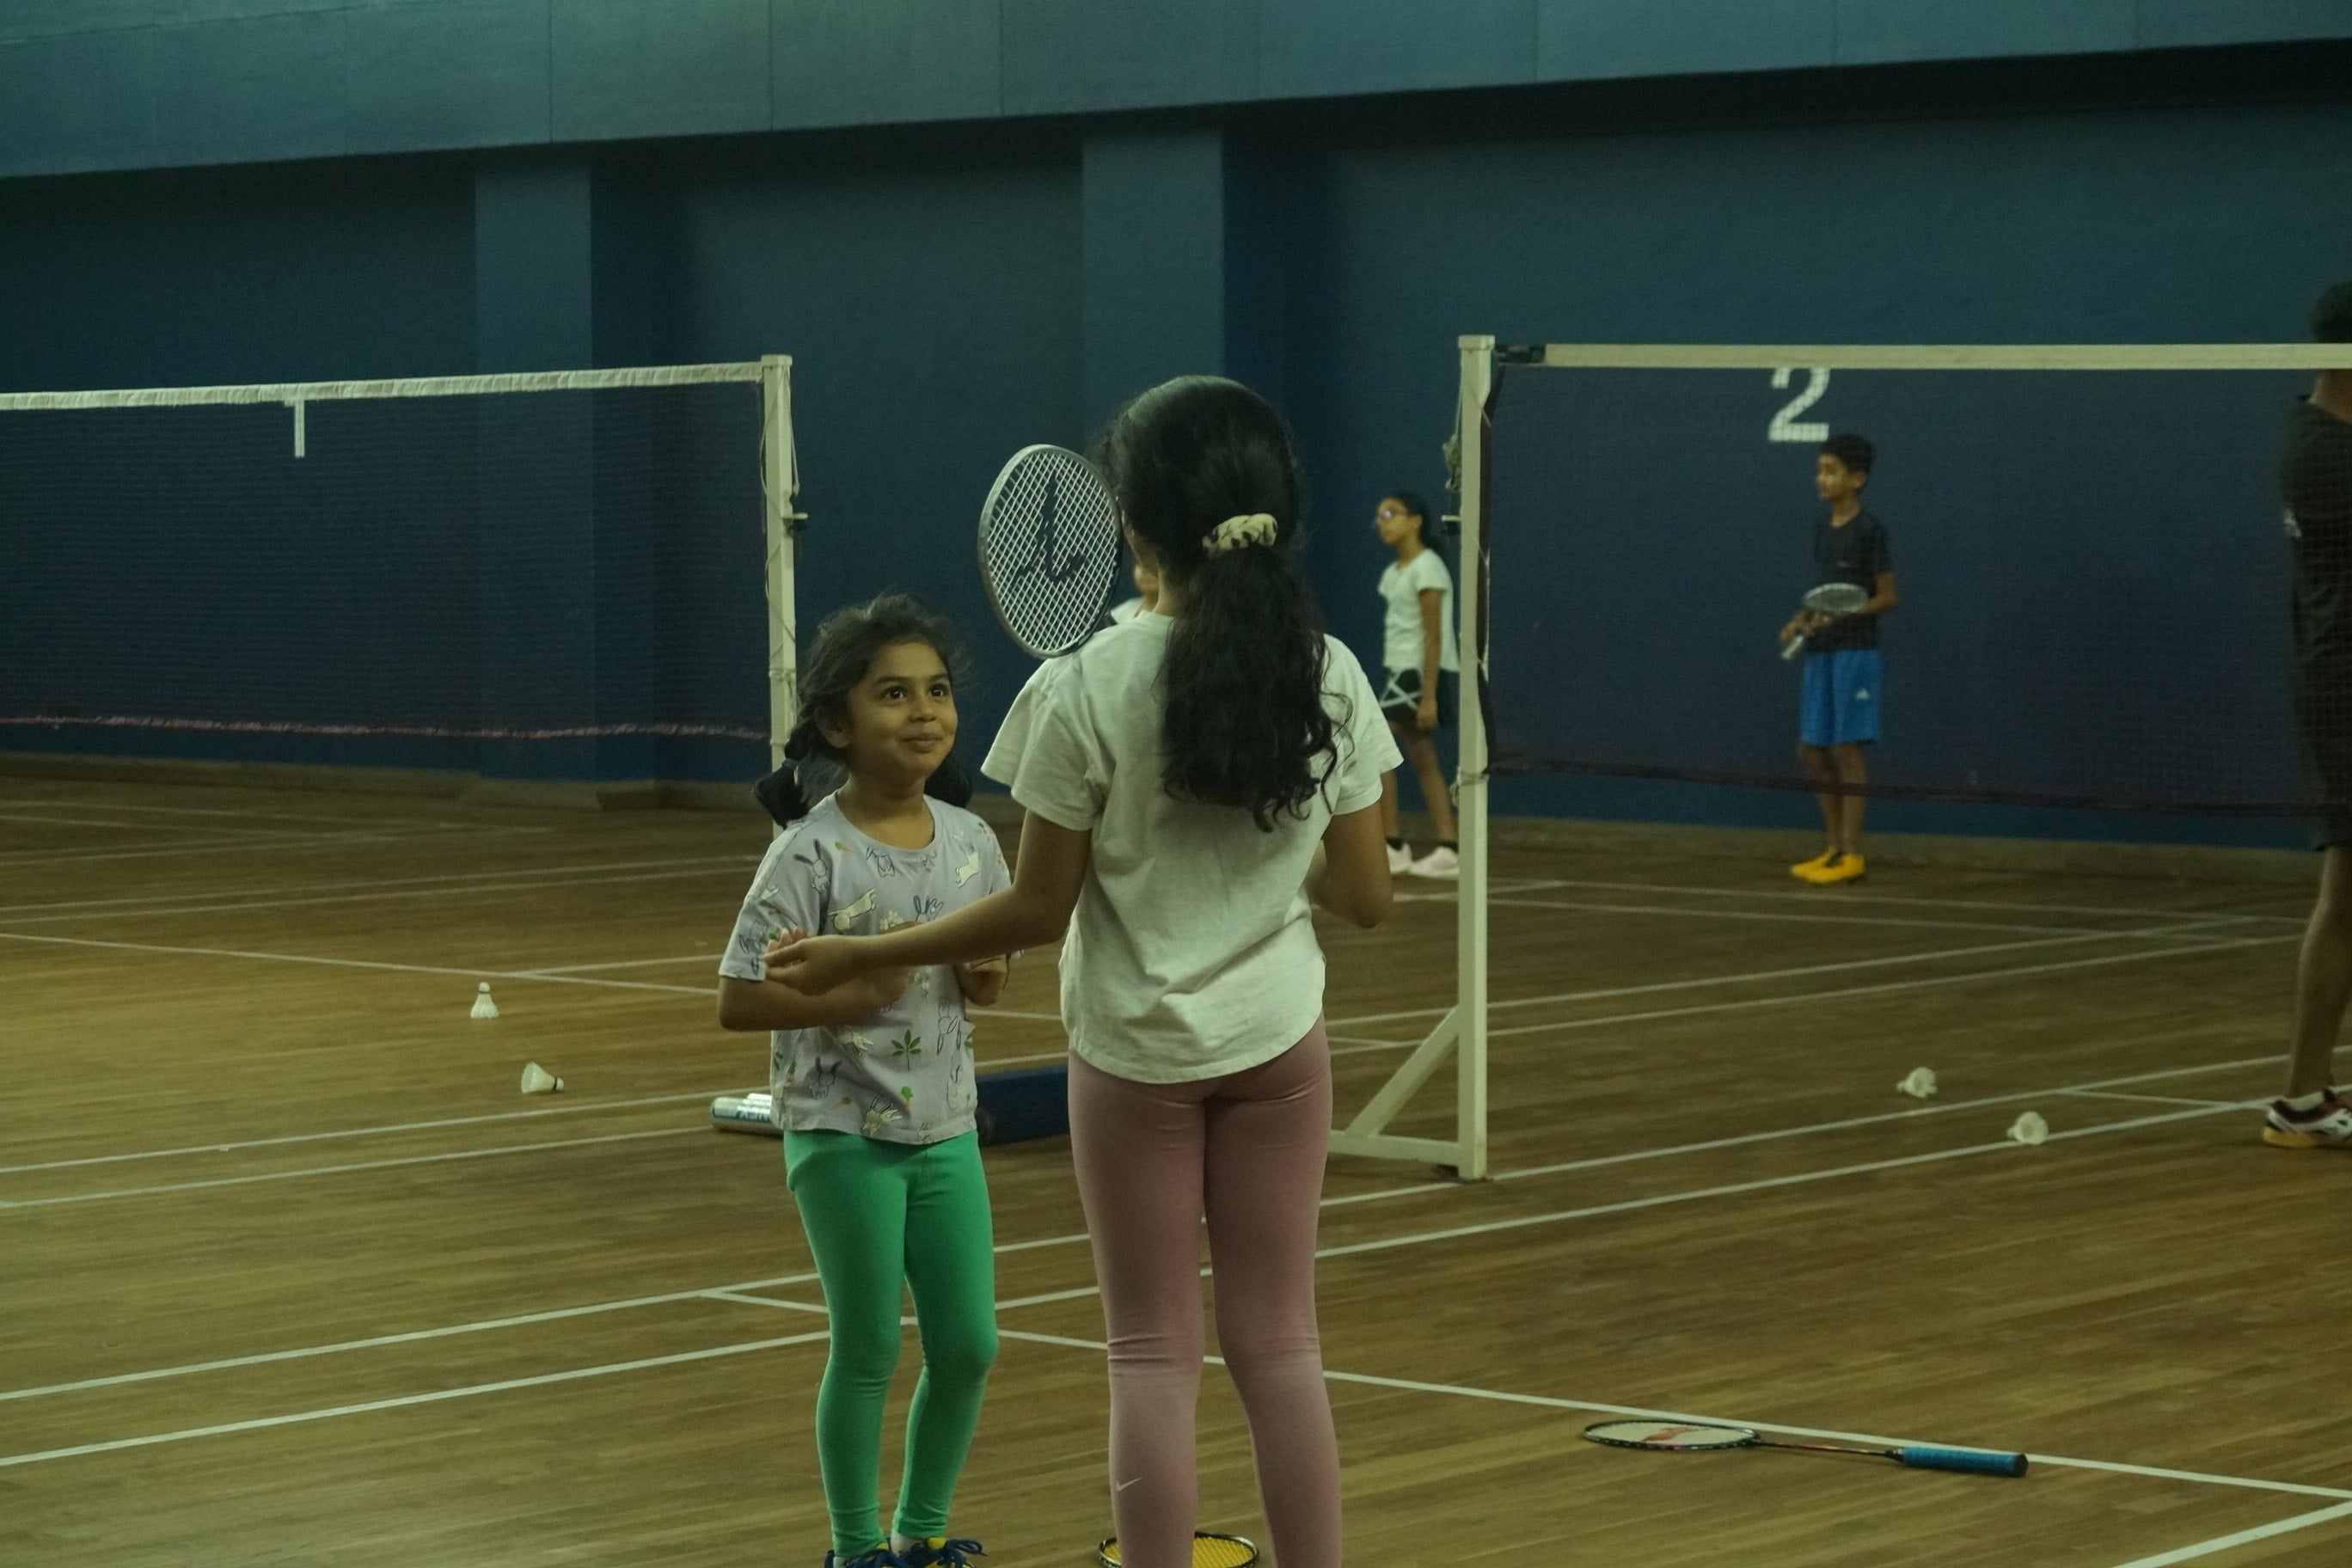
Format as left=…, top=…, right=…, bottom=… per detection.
left=1083, top=132, right=1228, bottom=424
left=343, top=0, right=550, bottom=156
left=671, top=136, right=1085, bottom=766
left=3, top=3, right=2351, bottom=177
left=1000, top=0, right=1259, bottom=114
left=771, top=0, right=1001, bottom=129
left=1834, top=0, right=2136, bottom=65
left=2139, top=0, right=2352, bottom=48
left=151, top=13, right=347, bottom=171
left=0, top=161, right=474, bottom=392
left=554, top=0, right=772, bottom=142
left=0, top=28, right=159, bottom=175
left=1261, top=0, right=1534, bottom=97
left=1538, top=0, right=1835, bottom=81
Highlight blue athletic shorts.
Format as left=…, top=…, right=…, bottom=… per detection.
left=1800, top=649, right=1883, bottom=747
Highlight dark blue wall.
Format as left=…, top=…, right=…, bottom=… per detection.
left=4, top=24, right=2351, bottom=841
left=3, top=1, right=2349, bottom=178
left=1289, top=91, right=2352, bottom=842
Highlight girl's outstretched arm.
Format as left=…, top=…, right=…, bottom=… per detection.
left=768, top=812, right=1089, bottom=994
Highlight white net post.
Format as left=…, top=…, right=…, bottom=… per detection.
left=1327, top=336, right=1494, bottom=1179
left=1453, top=335, right=1493, bottom=1180
left=762, top=353, right=800, bottom=774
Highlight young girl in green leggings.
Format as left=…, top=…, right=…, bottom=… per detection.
left=717, top=594, right=1012, bottom=1568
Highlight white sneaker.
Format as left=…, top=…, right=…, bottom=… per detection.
left=1408, top=845, right=1460, bottom=879
left=1386, top=842, right=1413, bottom=874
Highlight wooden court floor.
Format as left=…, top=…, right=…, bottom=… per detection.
left=3, top=776, right=2349, bottom=1567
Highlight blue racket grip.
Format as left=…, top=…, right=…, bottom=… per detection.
left=1896, top=1445, right=2028, bottom=1478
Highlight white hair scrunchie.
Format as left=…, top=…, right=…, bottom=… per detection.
left=1203, top=513, right=1279, bottom=554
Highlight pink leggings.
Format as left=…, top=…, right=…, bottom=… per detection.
left=1068, top=1020, right=1339, bottom=1568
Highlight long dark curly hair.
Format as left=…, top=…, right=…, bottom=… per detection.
left=1095, top=376, right=1338, bottom=830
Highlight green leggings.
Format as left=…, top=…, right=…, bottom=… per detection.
left=785, top=1130, right=997, bottom=1559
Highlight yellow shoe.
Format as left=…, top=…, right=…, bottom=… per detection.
left=1790, top=847, right=1839, bottom=879
left=1804, top=853, right=1866, bottom=885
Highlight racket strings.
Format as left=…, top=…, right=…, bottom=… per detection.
left=982, top=448, right=1119, bottom=658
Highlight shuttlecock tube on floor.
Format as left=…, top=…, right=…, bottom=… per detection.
left=710, top=1091, right=778, bottom=1135
left=471, top=983, right=499, bottom=1020
left=1897, top=1067, right=1938, bottom=1099
left=520, top=1062, right=563, bottom=1094
left=2006, top=1111, right=2048, bottom=1146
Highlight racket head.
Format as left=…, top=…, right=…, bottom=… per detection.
left=1095, top=1531, right=1260, bottom=1567
left=1583, top=1418, right=1762, bottom=1453
left=1801, top=581, right=1870, bottom=615
left=979, top=444, right=1122, bottom=658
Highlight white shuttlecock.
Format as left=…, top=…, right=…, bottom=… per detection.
left=2006, top=1111, right=2049, bottom=1147
left=520, top=1062, right=564, bottom=1094
left=470, top=982, right=499, bottom=1020
left=1897, top=1067, right=1939, bottom=1099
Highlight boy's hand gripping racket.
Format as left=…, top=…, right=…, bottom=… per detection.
left=1097, top=1532, right=1259, bottom=1566
left=1779, top=580, right=1871, bottom=659
left=1583, top=1418, right=2027, bottom=1477
left=980, top=444, right=1121, bottom=658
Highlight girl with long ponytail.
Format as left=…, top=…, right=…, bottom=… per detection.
left=766, top=377, right=1400, bottom=1567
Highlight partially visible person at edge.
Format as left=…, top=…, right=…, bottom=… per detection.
left=2269, top=277, right=2352, bottom=1151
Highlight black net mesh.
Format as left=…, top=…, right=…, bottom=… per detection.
left=0, top=382, right=769, bottom=779
left=1478, top=362, right=2352, bottom=816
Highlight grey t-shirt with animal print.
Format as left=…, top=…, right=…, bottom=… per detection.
left=719, top=793, right=1011, bottom=1144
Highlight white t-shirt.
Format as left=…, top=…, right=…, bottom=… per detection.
left=983, top=614, right=1402, bottom=1083
left=1378, top=549, right=1459, bottom=674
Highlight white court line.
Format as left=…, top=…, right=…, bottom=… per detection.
left=979, top=1330, right=2352, bottom=1506
left=701, top=1290, right=828, bottom=1314
left=0, top=1230, right=1094, bottom=1404
left=0, top=811, right=323, bottom=834
left=1327, top=1049, right=2330, bottom=1204
left=0, top=1100, right=2271, bottom=1440
left=0, top=1091, right=738, bottom=1177
left=1412, top=891, right=2111, bottom=937
left=1498, top=875, right=2308, bottom=927
left=0, top=824, right=535, bottom=869
left=0, top=930, right=1072, bottom=1027
left=0, top=1273, right=829, bottom=1403
left=1480, top=934, right=2285, bottom=1042
left=1309, top=1102, right=2244, bottom=1263
left=2061, top=1089, right=2252, bottom=1111
left=0, top=796, right=511, bottom=830
left=0, top=853, right=753, bottom=919
left=0, top=929, right=717, bottom=995
left=2107, top=1502, right=2352, bottom=1567
left=0, top=865, right=758, bottom=928
left=0, top=1332, right=835, bottom=1471
left=0, top=1127, right=704, bottom=1211
left=1324, top=916, right=2259, bottom=1030
left=521, top=952, right=729, bottom=974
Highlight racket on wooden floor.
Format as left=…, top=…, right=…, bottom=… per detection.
left=1096, top=1531, right=1259, bottom=1566
left=1583, top=1418, right=2027, bottom=1477
left=1779, top=580, right=1872, bottom=658
left=980, top=444, right=1122, bottom=658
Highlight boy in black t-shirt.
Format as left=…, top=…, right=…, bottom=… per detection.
left=1779, top=433, right=1898, bottom=885
left=2269, top=279, right=2352, bottom=1151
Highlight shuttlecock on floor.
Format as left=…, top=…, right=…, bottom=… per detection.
left=1897, top=1067, right=1938, bottom=1099
left=2006, top=1111, right=2049, bottom=1147
left=470, top=982, right=499, bottom=1020
left=520, top=1062, right=564, bottom=1094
